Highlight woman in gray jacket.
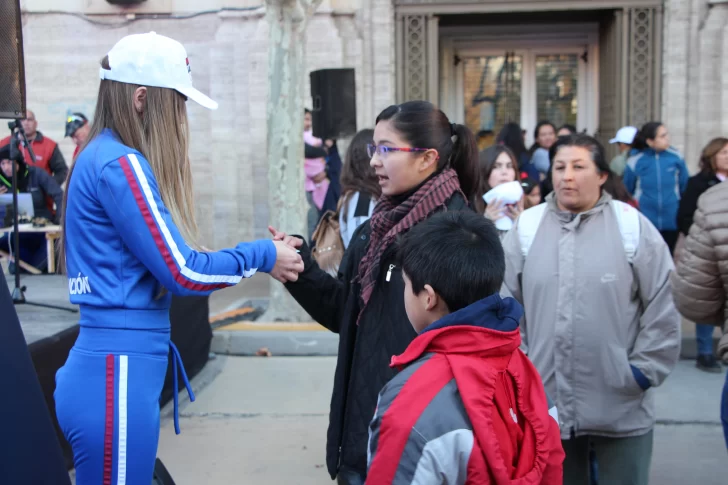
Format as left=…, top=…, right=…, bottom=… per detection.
left=501, top=134, right=681, bottom=485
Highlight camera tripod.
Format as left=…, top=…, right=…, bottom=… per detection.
left=5, top=120, right=77, bottom=313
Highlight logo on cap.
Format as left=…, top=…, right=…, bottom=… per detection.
left=186, top=58, right=191, bottom=74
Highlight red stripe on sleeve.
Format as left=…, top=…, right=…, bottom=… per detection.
left=366, top=356, right=453, bottom=484
left=117, top=156, right=228, bottom=292
left=103, top=354, right=115, bottom=485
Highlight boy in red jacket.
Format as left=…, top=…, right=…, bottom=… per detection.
left=366, top=211, right=564, bottom=485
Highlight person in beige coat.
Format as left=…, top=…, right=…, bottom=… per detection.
left=502, top=133, right=681, bottom=485
left=671, top=179, right=728, bottom=448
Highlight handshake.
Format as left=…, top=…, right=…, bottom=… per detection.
left=267, top=226, right=305, bottom=283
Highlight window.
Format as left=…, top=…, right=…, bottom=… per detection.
left=462, top=54, right=522, bottom=149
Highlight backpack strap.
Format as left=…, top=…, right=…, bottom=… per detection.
left=518, top=203, right=548, bottom=258
left=610, top=199, right=640, bottom=264
left=353, top=191, right=372, bottom=218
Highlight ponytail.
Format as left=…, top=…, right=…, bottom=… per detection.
left=631, top=132, right=648, bottom=151
left=450, top=123, right=480, bottom=202
left=633, top=121, right=662, bottom=152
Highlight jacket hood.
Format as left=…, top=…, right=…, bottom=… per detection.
left=391, top=294, right=522, bottom=368
left=544, top=190, right=613, bottom=228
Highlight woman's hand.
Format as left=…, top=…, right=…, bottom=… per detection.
left=267, top=226, right=304, bottom=283
left=268, top=226, right=303, bottom=250
left=312, top=171, right=328, bottom=184
left=505, top=197, right=524, bottom=221
left=484, top=198, right=506, bottom=221
left=270, top=241, right=304, bottom=283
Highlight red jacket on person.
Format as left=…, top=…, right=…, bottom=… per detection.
left=366, top=295, right=564, bottom=484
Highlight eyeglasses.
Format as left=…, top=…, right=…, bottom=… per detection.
left=366, top=144, right=431, bottom=159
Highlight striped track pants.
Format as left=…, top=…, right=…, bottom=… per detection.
left=55, top=349, right=169, bottom=484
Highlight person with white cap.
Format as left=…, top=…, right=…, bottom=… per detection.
left=608, top=126, right=637, bottom=177
left=53, top=32, right=304, bottom=484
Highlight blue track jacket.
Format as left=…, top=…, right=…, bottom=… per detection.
left=64, top=129, right=276, bottom=330
left=623, top=147, right=688, bottom=231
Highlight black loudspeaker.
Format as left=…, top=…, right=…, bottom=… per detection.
left=310, top=68, right=356, bottom=140
left=0, top=0, right=26, bottom=119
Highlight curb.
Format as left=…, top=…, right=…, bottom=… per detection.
left=209, top=301, right=339, bottom=356
left=210, top=324, right=718, bottom=359
left=210, top=322, right=339, bottom=356
left=209, top=304, right=722, bottom=359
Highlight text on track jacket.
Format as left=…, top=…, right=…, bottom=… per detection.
left=366, top=295, right=564, bottom=485
left=64, top=129, right=276, bottom=329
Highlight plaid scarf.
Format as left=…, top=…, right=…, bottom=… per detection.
left=356, top=168, right=464, bottom=323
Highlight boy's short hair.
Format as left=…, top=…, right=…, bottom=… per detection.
left=397, top=211, right=505, bottom=312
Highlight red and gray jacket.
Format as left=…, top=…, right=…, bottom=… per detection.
left=366, top=295, right=564, bottom=484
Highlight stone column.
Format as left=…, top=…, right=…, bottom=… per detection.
left=263, top=0, right=323, bottom=322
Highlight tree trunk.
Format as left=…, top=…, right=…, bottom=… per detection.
left=262, top=0, right=323, bottom=322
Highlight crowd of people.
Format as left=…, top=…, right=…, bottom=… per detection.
left=292, top=108, right=728, bottom=485
left=12, top=30, right=724, bottom=485
left=284, top=108, right=699, bottom=484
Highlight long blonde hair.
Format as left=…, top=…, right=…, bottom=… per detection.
left=59, top=56, right=199, bottom=273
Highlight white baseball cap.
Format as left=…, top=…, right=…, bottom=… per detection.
left=609, top=126, right=638, bottom=145
left=99, top=32, right=218, bottom=110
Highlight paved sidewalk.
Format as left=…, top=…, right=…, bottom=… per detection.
left=157, top=356, right=333, bottom=484
left=155, top=356, right=728, bottom=484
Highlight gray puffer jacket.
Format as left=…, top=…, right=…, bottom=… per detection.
left=501, top=192, right=681, bottom=439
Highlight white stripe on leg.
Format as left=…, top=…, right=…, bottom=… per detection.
left=117, top=355, right=128, bottom=485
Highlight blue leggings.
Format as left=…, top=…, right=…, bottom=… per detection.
left=55, top=327, right=193, bottom=484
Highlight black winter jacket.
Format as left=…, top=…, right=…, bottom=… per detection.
left=677, top=171, right=721, bottom=236
left=285, top=193, right=469, bottom=479
left=0, top=162, right=63, bottom=223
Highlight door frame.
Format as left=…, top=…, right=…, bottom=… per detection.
left=440, top=24, right=599, bottom=146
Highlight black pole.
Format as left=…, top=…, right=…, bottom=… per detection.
left=6, top=121, right=77, bottom=313
left=10, top=141, right=21, bottom=300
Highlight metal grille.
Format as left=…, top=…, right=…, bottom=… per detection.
left=402, top=15, right=427, bottom=101
left=628, top=8, right=653, bottom=128
left=0, top=0, right=25, bottom=119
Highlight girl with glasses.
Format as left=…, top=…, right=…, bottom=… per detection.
left=270, top=100, right=480, bottom=484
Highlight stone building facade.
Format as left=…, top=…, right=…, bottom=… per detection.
left=16, top=0, right=728, bottom=248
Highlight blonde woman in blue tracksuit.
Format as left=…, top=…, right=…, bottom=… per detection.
left=623, top=121, right=689, bottom=254
left=54, top=33, right=303, bottom=484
